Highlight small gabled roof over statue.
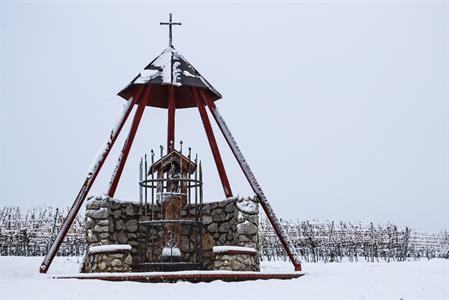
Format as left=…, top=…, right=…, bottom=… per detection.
left=40, top=13, right=303, bottom=278
left=150, top=149, right=197, bottom=175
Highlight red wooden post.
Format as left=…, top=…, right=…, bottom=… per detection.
left=167, top=85, right=176, bottom=152
left=107, top=86, right=150, bottom=197
left=39, top=87, right=145, bottom=273
left=199, top=89, right=302, bottom=271
left=192, top=87, right=233, bottom=198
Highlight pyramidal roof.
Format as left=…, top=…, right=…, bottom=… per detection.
left=118, top=46, right=222, bottom=107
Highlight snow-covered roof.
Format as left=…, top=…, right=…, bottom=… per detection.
left=118, top=46, right=222, bottom=108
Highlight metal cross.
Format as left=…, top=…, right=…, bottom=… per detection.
left=160, top=13, right=182, bottom=47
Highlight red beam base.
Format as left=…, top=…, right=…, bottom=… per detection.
left=53, top=271, right=304, bottom=283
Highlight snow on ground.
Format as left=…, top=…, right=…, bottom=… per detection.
left=1, top=256, right=447, bottom=300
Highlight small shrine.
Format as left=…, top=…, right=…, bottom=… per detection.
left=41, top=14, right=303, bottom=282
left=82, top=145, right=261, bottom=274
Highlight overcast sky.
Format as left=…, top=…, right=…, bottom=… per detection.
left=1, top=1, right=447, bottom=231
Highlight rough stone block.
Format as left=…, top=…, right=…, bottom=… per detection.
left=115, top=219, right=125, bottom=230
left=224, top=204, right=235, bottom=213
left=202, top=205, right=211, bottom=215
left=218, top=233, right=227, bottom=244
left=218, top=222, right=230, bottom=233
left=125, top=205, right=134, bottom=216
left=116, top=231, right=128, bottom=244
left=202, top=215, right=213, bottom=225
left=87, top=230, right=98, bottom=243
left=87, top=199, right=110, bottom=209
left=237, top=213, right=245, bottom=223
left=86, top=207, right=109, bottom=219
left=93, top=225, right=109, bottom=233
left=207, top=223, right=218, bottom=233
left=238, top=235, right=250, bottom=243
left=86, top=201, right=99, bottom=210
left=111, top=202, right=121, bottom=210
left=124, top=254, right=132, bottom=265
left=211, top=208, right=223, bottom=217
left=99, top=232, right=109, bottom=239
left=85, top=217, right=94, bottom=229
left=98, top=261, right=107, bottom=271
left=226, top=230, right=235, bottom=242
left=128, top=240, right=139, bottom=247
left=126, top=219, right=138, bottom=232
left=231, top=259, right=243, bottom=270
left=212, top=213, right=226, bottom=222
left=112, top=209, right=122, bottom=219
left=224, top=212, right=234, bottom=221
left=246, top=214, right=258, bottom=225
left=238, top=221, right=258, bottom=235
left=111, top=258, right=122, bottom=267
left=97, top=219, right=110, bottom=226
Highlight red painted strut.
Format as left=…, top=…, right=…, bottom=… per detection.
left=192, top=87, right=233, bottom=198
left=107, top=86, right=150, bottom=198
left=167, top=85, right=176, bottom=152
left=39, top=86, right=146, bottom=273
left=199, top=89, right=302, bottom=271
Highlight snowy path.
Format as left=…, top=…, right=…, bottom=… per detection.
left=1, top=256, right=447, bottom=300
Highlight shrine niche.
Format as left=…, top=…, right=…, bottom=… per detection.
left=139, top=149, right=203, bottom=271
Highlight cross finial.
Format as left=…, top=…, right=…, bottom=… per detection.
left=160, top=13, right=182, bottom=48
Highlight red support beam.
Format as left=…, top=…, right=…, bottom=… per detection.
left=167, top=85, right=176, bottom=152
left=192, top=87, right=233, bottom=198
left=54, top=272, right=304, bottom=282
left=39, top=87, right=145, bottom=273
left=199, top=89, right=302, bottom=271
left=107, top=86, right=150, bottom=198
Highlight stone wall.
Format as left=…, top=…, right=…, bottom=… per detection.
left=214, top=252, right=258, bottom=271
left=86, top=247, right=132, bottom=273
left=84, top=195, right=259, bottom=272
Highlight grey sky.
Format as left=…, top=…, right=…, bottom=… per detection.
left=1, top=1, right=447, bottom=231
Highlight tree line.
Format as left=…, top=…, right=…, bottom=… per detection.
left=0, top=206, right=85, bottom=256
left=1, top=206, right=448, bottom=261
left=259, top=218, right=449, bottom=262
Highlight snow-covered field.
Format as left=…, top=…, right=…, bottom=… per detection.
left=1, top=256, right=447, bottom=300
